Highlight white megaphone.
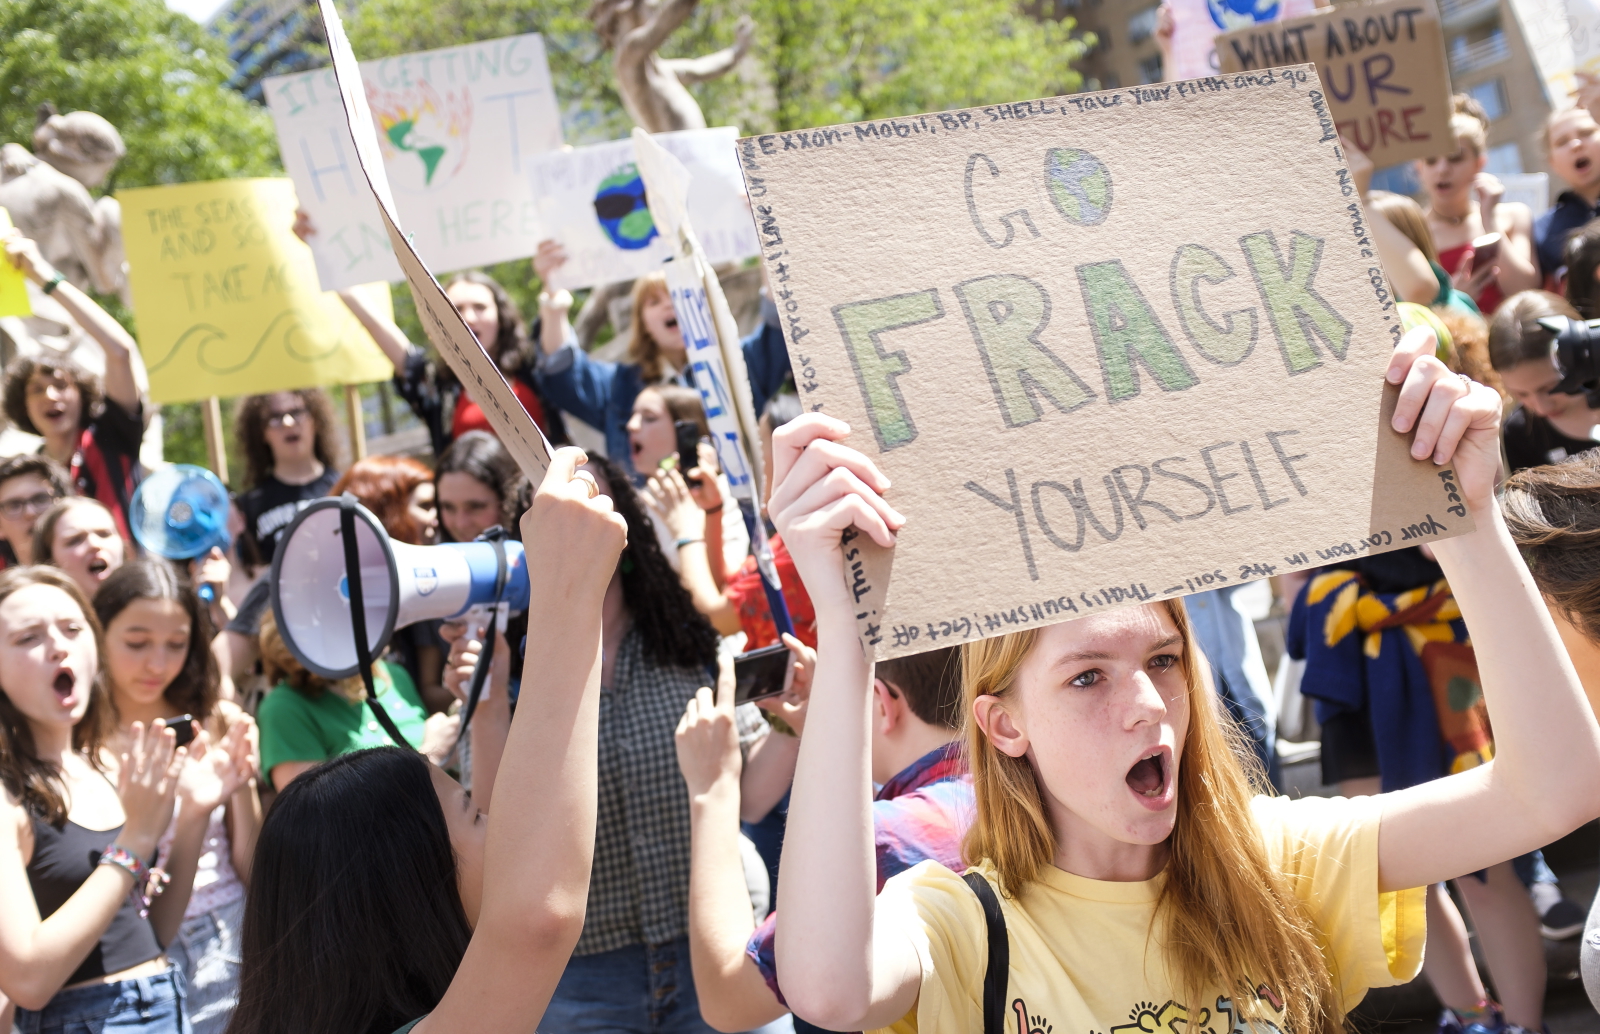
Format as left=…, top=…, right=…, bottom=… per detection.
left=270, top=496, right=529, bottom=679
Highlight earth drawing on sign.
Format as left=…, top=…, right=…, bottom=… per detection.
left=1206, top=0, right=1282, bottom=31
left=367, top=82, right=474, bottom=193
left=593, top=163, right=658, bottom=250
left=1045, top=148, right=1113, bottom=227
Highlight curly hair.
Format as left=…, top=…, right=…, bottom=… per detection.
left=93, top=561, right=219, bottom=723
left=442, top=271, right=531, bottom=375
left=2, top=354, right=105, bottom=436
left=234, top=389, right=343, bottom=491
left=259, top=609, right=365, bottom=704
left=435, top=431, right=526, bottom=543
left=333, top=455, right=434, bottom=545
left=0, top=566, right=112, bottom=827
left=589, top=455, right=718, bottom=670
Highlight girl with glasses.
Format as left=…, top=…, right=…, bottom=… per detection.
left=0, top=455, right=70, bottom=569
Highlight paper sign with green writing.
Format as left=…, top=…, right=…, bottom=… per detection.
left=119, top=178, right=394, bottom=403
left=1216, top=0, right=1452, bottom=168
left=0, top=209, right=30, bottom=318
left=738, top=68, right=1473, bottom=659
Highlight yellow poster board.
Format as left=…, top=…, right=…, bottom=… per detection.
left=119, top=178, right=394, bottom=403
left=0, top=209, right=31, bottom=318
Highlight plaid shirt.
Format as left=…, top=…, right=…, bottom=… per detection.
left=745, top=741, right=972, bottom=1003
left=576, top=629, right=765, bottom=956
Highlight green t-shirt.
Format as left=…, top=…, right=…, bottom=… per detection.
left=258, top=660, right=428, bottom=787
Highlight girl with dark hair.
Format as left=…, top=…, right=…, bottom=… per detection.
left=226, top=447, right=625, bottom=1034
left=0, top=566, right=192, bottom=1032
left=540, top=453, right=768, bottom=1032
left=1488, top=290, right=1600, bottom=472
left=434, top=431, right=525, bottom=546
left=231, top=389, right=341, bottom=574
left=0, top=230, right=149, bottom=542
left=96, top=562, right=259, bottom=1034
left=766, top=337, right=1600, bottom=1034
left=628, top=384, right=750, bottom=577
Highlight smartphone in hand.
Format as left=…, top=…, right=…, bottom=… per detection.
left=733, top=644, right=791, bottom=705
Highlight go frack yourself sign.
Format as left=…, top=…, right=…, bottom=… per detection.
left=1216, top=0, right=1452, bottom=167
left=739, top=67, right=1472, bottom=660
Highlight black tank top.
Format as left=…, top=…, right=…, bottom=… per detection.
left=26, top=813, right=163, bottom=985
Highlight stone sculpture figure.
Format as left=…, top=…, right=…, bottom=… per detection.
left=588, top=0, right=755, bottom=134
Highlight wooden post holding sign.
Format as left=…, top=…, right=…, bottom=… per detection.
left=1215, top=0, right=1453, bottom=167
left=738, top=68, right=1473, bottom=660
left=344, top=383, right=367, bottom=461
left=202, top=396, right=229, bottom=485
left=314, top=0, right=552, bottom=481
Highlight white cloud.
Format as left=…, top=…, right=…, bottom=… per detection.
left=166, top=0, right=231, bottom=24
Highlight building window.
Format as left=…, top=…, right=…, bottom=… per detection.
left=1138, top=54, right=1164, bottom=84
left=1486, top=142, right=1523, bottom=175
left=1127, top=4, right=1160, bottom=43
left=1465, top=78, right=1507, bottom=121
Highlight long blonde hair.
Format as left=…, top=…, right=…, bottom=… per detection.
left=627, top=272, right=675, bottom=383
left=1368, top=191, right=1440, bottom=266
left=960, top=601, right=1341, bottom=1034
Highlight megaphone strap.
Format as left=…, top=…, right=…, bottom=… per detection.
left=455, top=527, right=511, bottom=749
left=339, top=496, right=411, bottom=751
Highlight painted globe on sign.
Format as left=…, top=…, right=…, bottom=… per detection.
left=1044, top=148, right=1113, bottom=227
left=593, top=163, right=659, bottom=251
left=1206, top=0, right=1282, bottom=31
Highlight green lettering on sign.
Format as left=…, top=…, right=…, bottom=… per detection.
left=1239, top=230, right=1351, bottom=375
left=1076, top=259, right=1197, bottom=402
left=831, top=289, right=945, bottom=450
left=1169, top=244, right=1258, bottom=366
left=953, top=274, right=1095, bottom=427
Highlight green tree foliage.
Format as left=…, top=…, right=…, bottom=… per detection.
left=0, top=0, right=280, bottom=191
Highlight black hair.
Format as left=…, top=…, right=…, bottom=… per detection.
left=0, top=453, right=70, bottom=498
left=94, top=561, right=218, bottom=722
left=589, top=455, right=719, bottom=670
left=435, top=431, right=526, bottom=544
left=234, top=389, right=342, bottom=491
left=876, top=646, right=963, bottom=730
left=1566, top=218, right=1600, bottom=320
left=227, top=748, right=471, bottom=1034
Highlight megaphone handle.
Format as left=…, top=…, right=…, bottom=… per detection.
left=339, top=499, right=410, bottom=750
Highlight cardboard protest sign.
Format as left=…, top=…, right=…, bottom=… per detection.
left=631, top=128, right=763, bottom=503
left=118, top=178, right=393, bottom=403
left=315, top=0, right=551, bottom=479
left=530, top=128, right=760, bottom=291
left=1168, top=0, right=1319, bottom=81
left=737, top=69, right=1474, bottom=659
left=264, top=33, right=563, bottom=291
left=0, top=209, right=30, bottom=318
left=1216, top=0, right=1451, bottom=167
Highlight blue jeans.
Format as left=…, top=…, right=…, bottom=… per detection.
left=165, top=897, right=244, bottom=1034
left=15, top=964, right=189, bottom=1034
left=541, top=937, right=791, bottom=1034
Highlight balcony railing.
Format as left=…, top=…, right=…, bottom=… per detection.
left=1450, top=31, right=1510, bottom=74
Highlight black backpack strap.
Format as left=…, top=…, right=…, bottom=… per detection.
left=962, top=871, right=1009, bottom=1034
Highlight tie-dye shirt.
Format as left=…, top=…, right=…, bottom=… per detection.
left=746, top=741, right=972, bottom=1005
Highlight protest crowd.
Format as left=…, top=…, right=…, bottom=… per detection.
left=17, top=1, right=1600, bottom=1033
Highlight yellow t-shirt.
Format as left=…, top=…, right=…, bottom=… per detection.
left=874, top=794, right=1425, bottom=1034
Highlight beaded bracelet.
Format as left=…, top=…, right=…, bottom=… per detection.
left=98, top=843, right=170, bottom=918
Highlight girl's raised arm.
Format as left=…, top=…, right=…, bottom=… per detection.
left=1376, top=330, right=1600, bottom=891
left=417, top=447, right=627, bottom=1034
left=767, top=415, right=923, bottom=1031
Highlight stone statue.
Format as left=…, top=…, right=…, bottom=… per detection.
left=0, top=105, right=128, bottom=305
left=588, top=0, right=755, bottom=134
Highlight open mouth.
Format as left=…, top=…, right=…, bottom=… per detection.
left=53, top=669, right=74, bottom=702
left=664, top=316, right=678, bottom=331
left=631, top=438, right=644, bottom=456
left=87, top=556, right=109, bottom=577
left=1126, top=748, right=1170, bottom=800
left=1578, top=156, right=1593, bottom=174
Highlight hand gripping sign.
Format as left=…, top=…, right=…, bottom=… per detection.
left=737, top=71, right=1472, bottom=660
left=632, top=128, right=793, bottom=636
